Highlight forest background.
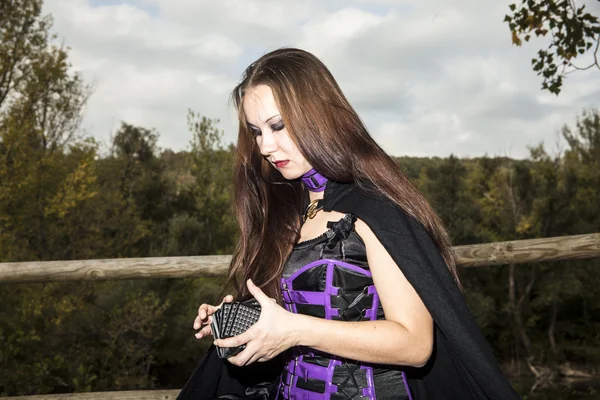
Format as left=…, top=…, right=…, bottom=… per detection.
left=1, top=1, right=599, bottom=399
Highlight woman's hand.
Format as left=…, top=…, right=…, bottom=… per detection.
left=193, top=294, right=234, bottom=339
left=214, top=279, right=298, bottom=367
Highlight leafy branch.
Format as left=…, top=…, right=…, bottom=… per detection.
left=505, top=0, right=600, bottom=94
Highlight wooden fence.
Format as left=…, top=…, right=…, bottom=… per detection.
left=1, top=392, right=180, bottom=400
left=1, top=233, right=599, bottom=284
left=1, top=232, right=599, bottom=399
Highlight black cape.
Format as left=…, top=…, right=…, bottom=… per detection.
left=178, top=181, right=521, bottom=400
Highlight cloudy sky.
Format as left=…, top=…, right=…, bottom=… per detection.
left=43, top=0, right=600, bottom=159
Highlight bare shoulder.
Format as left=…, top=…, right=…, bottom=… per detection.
left=353, top=218, right=378, bottom=246
left=353, top=218, right=396, bottom=275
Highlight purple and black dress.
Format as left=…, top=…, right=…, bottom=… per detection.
left=277, top=213, right=413, bottom=400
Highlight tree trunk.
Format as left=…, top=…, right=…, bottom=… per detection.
left=518, top=267, right=536, bottom=354
left=548, top=298, right=559, bottom=360
left=508, top=263, right=520, bottom=363
left=509, top=264, right=534, bottom=356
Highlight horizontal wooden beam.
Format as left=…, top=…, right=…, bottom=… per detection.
left=0, top=390, right=180, bottom=400
left=454, top=232, right=600, bottom=267
left=0, top=233, right=598, bottom=284
left=0, top=255, right=231, bottom=284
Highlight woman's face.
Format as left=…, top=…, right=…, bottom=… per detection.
left=243, top=84, right=313, bottom=180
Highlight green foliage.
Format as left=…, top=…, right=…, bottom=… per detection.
left=0, top=0, right=93, bottom=262
left=407, top=110, right=600, bottom=391
left=185, top=110, right=237, bottom=255
left=0, top=2, right=231, bottom=393
left=505, top=0, right=600, bottom=94
left=0, top=0, right=51, bottom=111
left=415, top=154, right=480, bottom=245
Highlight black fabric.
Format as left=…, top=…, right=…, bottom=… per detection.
left=321, top=181, right=521, bottom=400
left=177, top=345, right=282, bottom=400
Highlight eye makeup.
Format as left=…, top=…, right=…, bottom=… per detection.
left=246, top=120, right=285, bottom=136
left=247, top=123, right=261, bottom=136
left=271, top=121, right=285, bottom=132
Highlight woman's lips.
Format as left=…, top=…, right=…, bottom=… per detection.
left=274, top=160, right=289, bottom=168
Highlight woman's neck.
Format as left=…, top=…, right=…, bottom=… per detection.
left=309, top=190, right=324, bottom=203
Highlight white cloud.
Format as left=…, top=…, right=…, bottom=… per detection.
left=298, top=7, right=384, bottom=53
left=42, top=0, right=600, bottom=158
left=191, top=34, right=242, bottom=59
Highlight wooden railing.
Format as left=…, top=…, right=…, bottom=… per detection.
left=1, top=232, right=599, bottom=399
left=1, top=392, right=180, bottom=400
left=1, top=233, right=599, bottom=284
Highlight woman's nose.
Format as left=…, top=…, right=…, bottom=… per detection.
left=259, top=131, right=277, bottom=155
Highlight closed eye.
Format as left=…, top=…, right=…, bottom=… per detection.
left=247, top=124, right=261, bottom=136
left=271, top=121, right=285, bottom=132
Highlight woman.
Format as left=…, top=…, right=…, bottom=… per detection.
left=178, top=48, right=521, bottom=400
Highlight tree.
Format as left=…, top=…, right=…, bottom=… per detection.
left=91, top=122, right=175, bottom=257
left=0, top=0, right=93, bottom=262
left=185, top=110, right=237, bottom=255
left=416, top=154, right=480, bottom=245
left=505, top=0, right=600, bottom=94
left=0, top=1, right=102, bottom=394
left=0, top=0, right=51, bottom=111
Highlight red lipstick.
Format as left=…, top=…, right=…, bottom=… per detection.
left=274, top=160, right=289, bottom=168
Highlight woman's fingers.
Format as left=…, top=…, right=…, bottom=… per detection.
left=246, top=279, right=271, bottom=305
left=193, top=313, right=213, bottom=330
left=245, top=352, right=263, bottom=366
left=193, top=295, right=234, bottom=332
left=214, top=327, right=253, bottom=350
left=227, top=342, right=257, bottom=367
left=195, top=324, right=213, bottom=339
left=194, top=304, right=215, bottom=329
left=198, top=303, right=216, bottom=319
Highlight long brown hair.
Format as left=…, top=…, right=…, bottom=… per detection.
left=227, top=48, right=460, bottom=299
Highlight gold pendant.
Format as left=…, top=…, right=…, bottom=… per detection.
left=305, top=199, right=321, bottom=219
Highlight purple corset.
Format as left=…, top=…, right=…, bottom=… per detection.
left=277, top=214, right=412, bottom=400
